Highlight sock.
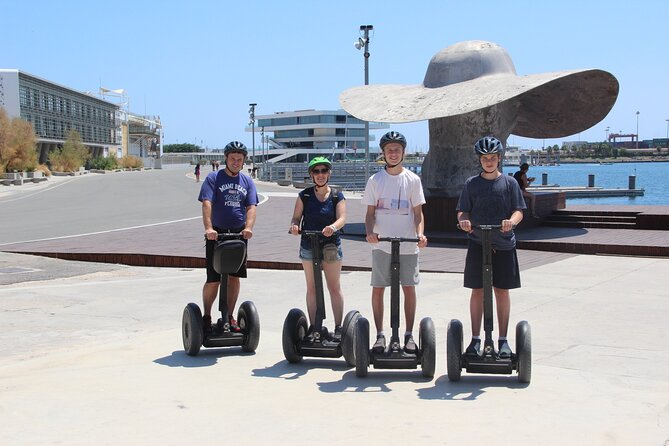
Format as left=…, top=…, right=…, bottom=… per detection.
left=404, top=331, right=412, bottom=338
left=377, top=331, right=385, bottom=338
left=472, top=336, right=481, bottom=341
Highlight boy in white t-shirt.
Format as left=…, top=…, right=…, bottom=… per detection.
left=362, top=131, right=428, bottom=354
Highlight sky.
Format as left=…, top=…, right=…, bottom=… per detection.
left=3, top=0, right=668, bottom=152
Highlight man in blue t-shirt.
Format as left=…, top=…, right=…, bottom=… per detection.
left=456, top=136, right=525, bottom=359
left=198, top=141, right=258, bottom=332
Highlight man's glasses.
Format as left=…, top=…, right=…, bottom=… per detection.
left=312, top=168, right=330, bottom=174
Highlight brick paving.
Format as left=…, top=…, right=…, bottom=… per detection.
left=3, top=182, right=668, bottom=272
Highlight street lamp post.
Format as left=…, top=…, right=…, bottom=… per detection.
left=605, top=126, right=610, bottom=142
left=249, top=103, right=257, bottom=172
left=665, top=119, right=669, bottom=142
left=356, top=24, right=373, bottom=181
left=635, top=111, right=640, bottom=151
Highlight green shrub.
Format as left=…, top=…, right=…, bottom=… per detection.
left=90, top=156, right=118, bottom=170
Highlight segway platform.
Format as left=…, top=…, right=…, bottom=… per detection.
left=446, top=225, right=531, bottom=383
left=354, top=237, right=436, bottom=378
left=182, top=233, right=260, bottom=356
left=282, top=231, right=359, bottom=365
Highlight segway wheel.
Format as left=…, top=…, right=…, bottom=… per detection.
left=341, top=310, right=360, bottom=367
left=419, top=317, right=436, bottom=378
left=182, top=303, right=203, bottom=356
left=516, top=320, right=532, bottom=384
left=354, top=317, right=370, bottom=377
left=238, top=301, right=260, bottom=352
left=446, top=319, right=463, bottom=381
left=282, top=308, right=307, bottom=363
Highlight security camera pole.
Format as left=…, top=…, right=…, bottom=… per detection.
left=359, top=25, right=373, bottom=181
left=249, top=103, right=257, bottom=171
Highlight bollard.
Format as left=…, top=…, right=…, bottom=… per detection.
left=588, top=174, right=595, bottom=188
left=628, top=175, right=636, bottom=190
left=542, top=173, right=548, bottom=186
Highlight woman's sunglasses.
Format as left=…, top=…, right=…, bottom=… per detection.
left=312, top=168, right=330, bottom=174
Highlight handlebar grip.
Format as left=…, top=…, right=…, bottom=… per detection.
left=377, top=237, right=420, bottom=243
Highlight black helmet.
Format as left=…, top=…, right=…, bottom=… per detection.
left=474, top=136, right=503, bottom=155
left=380, top=131, right=407, bottom=150
left=224, top=141, right=248, bottom=156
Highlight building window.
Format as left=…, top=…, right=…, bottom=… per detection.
left=19, top=86, right=29, bottom=107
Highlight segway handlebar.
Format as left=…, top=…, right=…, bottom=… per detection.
left=203, top=232, right=244, bottom=241
left=457, top=224, right=514, bottom=231
left=288, top=229, right=340, bottom=235
left=377, top=236, right=420, bottom=243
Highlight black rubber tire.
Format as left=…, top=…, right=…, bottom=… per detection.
left=446, top=319, right=463, bottom=381
left=238, top=301, right=260, bottom=352
left=419, top=317, right=436, bottom=378
left=355, top=317, right=370, bottom=377
left=282, top=308, right=307, bottom=363
left=182, top=303, right=203, bottom=356
left=516, top=320, right=532, bottom=384
left=341, top=310, right=360, bottom=366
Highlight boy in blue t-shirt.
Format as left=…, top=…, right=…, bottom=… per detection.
left=198, top=141, right=258, bottom=332
left=456, top=136, right=525, bottom=359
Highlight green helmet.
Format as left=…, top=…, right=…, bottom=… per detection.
left=308, top=156, right=332, bottom=173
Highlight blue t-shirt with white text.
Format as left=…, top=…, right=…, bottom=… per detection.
left=198, top=170, right=258, bottom=229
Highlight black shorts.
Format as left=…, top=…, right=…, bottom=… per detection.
left=205, top=228, right=248, bottom=283
left=463, top=240, right=521, bottom=290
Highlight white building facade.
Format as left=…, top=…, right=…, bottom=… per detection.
left=248, top=109, right=388, bottom=164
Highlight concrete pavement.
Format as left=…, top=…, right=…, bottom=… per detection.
left=1, top=251, right=668, bottom=445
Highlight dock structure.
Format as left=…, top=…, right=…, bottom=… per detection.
left=529, top=185, right=644, bottom=198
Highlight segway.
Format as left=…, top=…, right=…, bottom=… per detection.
left=182, top=232, right=260, bottom=356
left=446, top=225, right=531, bottom=383
left=282, top=230, right=360, bottom=365
left=354, top=237, right=436, bottom=378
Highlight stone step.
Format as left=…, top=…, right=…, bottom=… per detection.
left=552, top=209, right=640, bottom=217
left=541, top=220, right=637, bottom=229
left=547, top=215, right=637, bottom=223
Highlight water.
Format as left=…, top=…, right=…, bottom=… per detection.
left=517, top=162, right=669, bottom=206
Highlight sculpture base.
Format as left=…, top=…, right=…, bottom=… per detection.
left=424, top=196, right=460, bottom=233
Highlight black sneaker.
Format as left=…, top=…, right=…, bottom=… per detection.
left=372, top=334, right=386, bottom=353
left=333, top=325, right=343, bottom=342
left=202, top=314, right=213, bottom=334
left=404, top=334, right=417, bottom=353
left=498, top=340, right=512, bottom=359
left=465, top=338, right=481, bottom=356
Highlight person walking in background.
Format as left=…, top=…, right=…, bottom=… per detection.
left=194, top=162, right=201, bottom=182
left=198, top=141, right=258, bottom=333
left=457, top=136, right=525, bottom=359
left=362, top=131, right=428, bottom=354
left=513, top=162, right=538, bottom=218
left=289, top=156, right=347, bottom=340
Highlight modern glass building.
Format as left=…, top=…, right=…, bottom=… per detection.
left=247, top=109, right=388, bottom=163
left=0, top=69, right=121, bottom=163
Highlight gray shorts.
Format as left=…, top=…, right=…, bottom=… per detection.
left=370, top=249, right=420, bottom=287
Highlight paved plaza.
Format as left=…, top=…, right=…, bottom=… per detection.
left=1, top=169, right=668, bottom=445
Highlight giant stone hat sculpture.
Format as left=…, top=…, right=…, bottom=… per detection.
left=340, top=40, right=619, bottom=230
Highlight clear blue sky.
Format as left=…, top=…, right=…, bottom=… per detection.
left=3, top=0, right=668, bottom=152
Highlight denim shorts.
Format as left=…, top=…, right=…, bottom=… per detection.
left=299, top=243, right=343, bottom=261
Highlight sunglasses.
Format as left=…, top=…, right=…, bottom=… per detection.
left=312, top=168, right=330, bottom=174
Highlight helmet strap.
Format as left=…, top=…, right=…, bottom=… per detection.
left=384, top=155, right=404, bottom=169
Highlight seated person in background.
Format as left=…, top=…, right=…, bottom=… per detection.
left=513, top=163, right=538, bottom=218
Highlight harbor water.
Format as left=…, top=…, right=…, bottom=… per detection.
left=518, top=162, right=669, bottom=206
